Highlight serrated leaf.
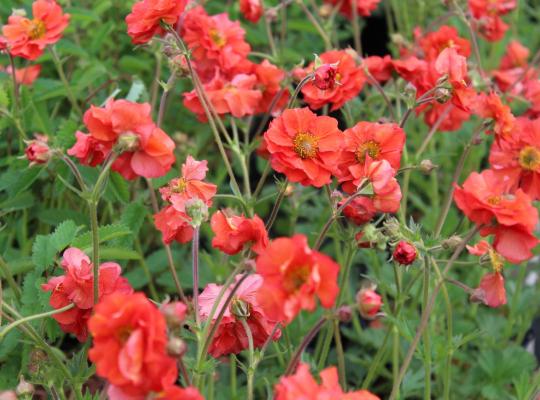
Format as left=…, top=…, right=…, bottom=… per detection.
left=55, top=119, right=78, bottom=150
left=72, top=224, right=132, bottom=251
left=32, top=235, right=57, bottom=272
left=0, top=83, right=9, bottom=109
left=50, top=220, right=80, bottom=251
left=100, top=247, right=140, bottom=260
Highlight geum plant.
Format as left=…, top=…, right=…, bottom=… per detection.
left=0, top=0, right=540, bottom=399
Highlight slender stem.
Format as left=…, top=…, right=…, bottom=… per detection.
left=0, top=255, right=21, bottom=300
left=351, top=0, right=362, bottom=55
left=422, top=258, right=431, bottom=400
left=261, top=0, right=278, bottom=57
left=240, top=318, right=255, bottom=400
left=333, top=319, right=347, bottom=390
left=59, top=153, right=88, bottom=192
left=0, top=303, right=74, bottom=340
left=89, top=200, right=100, bottom=305
left=287, top=74, right=315, bottom=109
left=8, top=53, right=20, bottom=115
left=296, top=0, right=332, bottom=50
left=157, top=74, right=177, bottom=128
left=192, top=227, right=201, bottom=328
left=285, top=317, right=327, bottom=375
left=265, top=179, right=288, bottom=231
left=415, top=104, right=453, bottom=159
left=253, top=162, right=271, bottom=199
left=50, top=47, right=82, bottom=117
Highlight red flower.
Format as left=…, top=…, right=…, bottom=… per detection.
left=469, top=0, right=516, bottom=42
left=210, top=210, right=269, bottom=255
left=154, top=205, right=194, bottom=244
left=337, top=121, right=405, bottom=194
left=256, top=235, right=340, bottom=324
left=365, top=159, right=402, bottom=213
left=159, top=156, right=217, bottom=213
left=253, top=60, right=289, bottom=115
left=88, top=292, right=178, bottom=398
left=342, top=196, right=377, bottom=226
left=199, top=274, right=281, bottom=358
left=183, top=73, right=262, bottom=120
left=68, top=99, right=175, bottom=180
left=417, top=25, right=471, bottom=61
left=182, top=6, right=251, bottom=80
left=489, top=117, right=540, bottom=200
left=313, top=63, right=339, bottom=90
left=472, top=272, right=507, bottom=308
left=474, top=92, right=515, bottom=137
left=126, top=0, right=186, bottom=44
left=453, top=169, right=538, bottom=263
left=155, top=386, right=204, bottom=400
left=240, top=0, right=263, bottom=23
left=393, top=241, right=417, bottom=265
left=323, top=0, right=382, bottom=18
left=275, top=363, right=380, bottom=400
left=299, top=50, right=366, bottom=111
left=1, top=64, right=41, bottom=85
left=24, top=133, right=50, bottom=165
left=356, top=287, right=382, bottom=320
left=493, top=40, right=535, bottom=92
left=41, top=248, right=132, bottom=341
left=263, top=108, right=343, bottom=187
left=1, top=0, right=69, bottom=60
left=364, top=55, right=393, bottom=83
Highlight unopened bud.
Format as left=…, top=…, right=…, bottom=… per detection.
left=441, top=235, right=462, bottom=251
left=404, top=83, right=417, bottom=108
left=313, top=63, right=339, bottom=90
left=24, top=134, right=51, bottom=166
left=356, top=288, right=382, bottom=320
left=393, top=241, right=417, bottom=265
left=319, top=4, right=333, bottom=18
left=167, top=337, right=187, bottom=358
left=16, top=376, right=33, bottom=396
left=161, top=301, right=188, bottom=329
left=419, top=159, right=437, bottom=174
left=383, top=217, right=401, bottom=238
left=185, top=198, right=209, bottom=227
left=230, top=297, right=251, bottom=319
left=434, top=87, right=451, bottom=103
left=337, top=305, right=353, bottom=323
left=284, top=183, right=295, bottom=197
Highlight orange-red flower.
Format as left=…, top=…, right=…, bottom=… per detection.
left=323, top=0, right=382, bottom=18
left=263, top=108, right=343, bottom=187
left=1, top=0, right=69, bottom=60
left=68, top=99, right=175, bottom=180
left=472, top=272, right=507, bottom=308
left=199, top=274, right=281, bottom=358
left=453, top=169, right=538, bottom=263
left=256, top=235, right=340, bottom=324
left=469, top=0, right=516, bottom=42
left=41, top=248, right=132, bottom=341
left=489, top=117, right=540, bottom=199
left=154, top=386, right=204, bottom=400
left=473, top=92, right=515, bottom=137
left=211, top=210, right=269, bottom=255
left=341, top=196, right=377, bottom=226
left=417, top=25, right=471, bottom=61
left=240, top=0, right=263, bottom=23
left=275, top=363, right=380, bottom=400
left=154, top=205, right=194, bottom=244
left=126, top=0, right=186, bottom=44
left=299, top=50, right=366, bottom=111
left=493, top=40, right=535, bottom=92
left=160, top=156, right=217, bottom=213
left=88, top=292, right=178, bottom=398
left=364, top=55, right=394, bottom=83
left=253, top=60, right=289, bottom=115
left=365, top=159, right=402, bottom=213
left=1, top=64, right=41, bottom=85
left=337, top=121, right=405, bottom=194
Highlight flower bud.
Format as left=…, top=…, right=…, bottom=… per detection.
left=161, top=301, right=188, bottom=329
left=393, top=241, right=417, bottom=265
left=434, top=87, right=451, bottom=103
left=16, top=376, right=33, bottom=396
left=356, top=288, right=382, bottom=320
left=337, top=305, right=353, bottom=323
left=116, top=132, right=140, bottom=152
left=230, top=297, right=251, bottom=319
left=167, top=336, right=187, bottom=358
left=185, top=198, right=209, bottom=227
left=404, top=83, right=417, bottom=108
left=313, top=63, right=339, bottom=90
left=441, top=235, right=462, bottom=251
left=419, top=159, right=437, bottom=174
left=24, top=134, right=51, bottom=165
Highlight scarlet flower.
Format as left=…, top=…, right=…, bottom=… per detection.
left=1, top=0, right=69, bottom=60
left=489, top=117, right=540, bottom=200
left=256, top=235, right=340, bottom=324
left=210, top=210, right=269, bottom=255
left=471, top=272, right=507, bottom=308
left=160, top=156, right=217, bottom=212
left=356, top=287, right=382, bottom=320
left=155, top=386, right=204, bottom=400
left=337, top=121, right=405, bottom=194
left=365, top=159, right=402, bottom=213
left=299, top=50, right=366, bottom=111
left=126, top=0, right=186, bottom=44
left=154, top=205, right=194, bottom=244
left=182, top=6, right=252, bottom=79
left=68, top=99, right=175, bottom=180
left=469, top=0, right=516, bottom=42
left=393, top=241, right=417, bottom=265
left=453, top=169, right=539, bottom=263
left=1, top=64, right=41, bottom=85
left=263, top=108, right=343, bottom=187
left=417, top=25, right=471, bottom=61
left=24, top=133, right=50, bottom=165
left=341, top=196, right=377, bottom=226
left=322, top=0, right=382, bottom=18
left=500, top=40, right=529, bottom=70
left=493, top=41, right=535, bottom=93
left=313, top=63, right=339, bottom=90
left=364, top=55, right=394, bottom=83
left=240, top=0, right=263, bottom=23
left=199, top=274, right=281, bottom=358
left=41, top=248, right=132, bottom=341
left=275, top=363, right=380, bottom=400
left=253, top=60, right=289, bottom=115
left=473, top=92, right=515, bottom=137
left=183, top=73, right=262, bottom=120
left=88, top=292, right=178, bottom=398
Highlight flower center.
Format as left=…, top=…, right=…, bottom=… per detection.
left=116, top=327, right=133, bottom=343
left=518, top=146, right=540, bottom=171
left=488, top=248, right=504, bottom=273
left=173, top=178, right=187, bottom=193
left=27, top=19, right=46, bottom=40
left=355, top=140, right=381, bottom=164
left=293, top=132, right=319, bottom=159
left=209, top=29, right=226, bottom=47
left=284, top=265, right=310, bottom=293
left=486, top=195, right=501, bottom=205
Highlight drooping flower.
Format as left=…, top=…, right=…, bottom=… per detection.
left=68, top=99, right=175, bottom=180
left=199, top=274, right=281, bottom=358
left=1, top=0, right=69, bottom=60
left=240, top=0, right=263, bottom=23
left=489, top=117, right=540, bottom=200
left=159, top=156, right=217, bottom=212
left=337, top=121, right=405, bottom=194
left=210, top=210, right=269, bottom=255
left=263, top=108, right=343, bottom=187
left=154, top=205, right=194, bottom=244
left=24, top=134, right=50, bottom=165
left=298, top=50, right=365, bottom=111
left=256, top=235, right=340, bottom=324
left=1, top=64, right=41, bottom=85
left=472, top=272, right=507, bottom=308
left=126, top=0, right=186, bottom=44
left=322, top=0, right=382, bottom=19
left=356, top=287, right=382, bottom=320
left=341, top=196, right=377, bottom=226
left=453, top=169, right=538, bottom=263
left=275, top=363, right=380, bottom=400
left=473, top=92, right=515, bottom=137
left=365, top=159, right=402, bottom=213
left=88, top=292, right=178, bottom=398
left=393, top=241, right=417, bottom=265
left=41, top=248, right=132, bottom=341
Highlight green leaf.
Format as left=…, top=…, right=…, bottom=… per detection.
left=126, top=78, right=146, bottom=102
left=72, top=223, right=132, bottom=251
left=50, top=220, right=80, bottom=251
left=100, top=247, right=141, bottom=260
left=32, top=235, right=57, bottom=272
left=0, top=82, right=9, bottom=109
left=55, top=119, right=78, bottom=149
